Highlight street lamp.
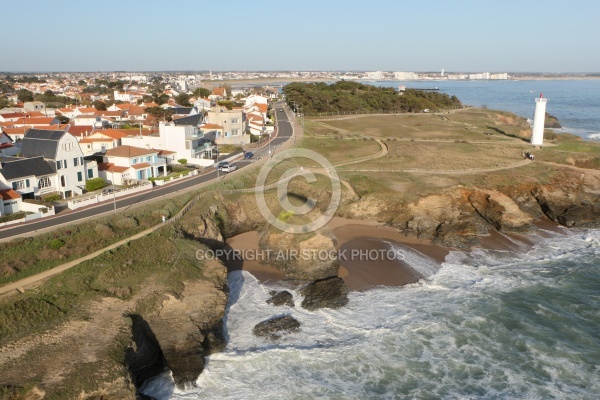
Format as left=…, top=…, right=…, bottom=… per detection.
left=111, top=170, right=117, bottom=214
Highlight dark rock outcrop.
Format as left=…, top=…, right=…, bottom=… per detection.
left=266, top=290, right=295, bottom=307
left=125, top=260, right=228, bottom=391
left=253, top=315, right=301, bottom=339
left=125, top=314, right=167, bottom=389
left=300, top=276, right=349, bottom=310
left=144, top=278, right=228, bottom=389
left=532, top=186, right=600, bottom=227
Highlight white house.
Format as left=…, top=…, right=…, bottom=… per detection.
left=20, top=129, right=98, bottom=198
left=78, top=129, right=131, bottom=155
left=0, top=187, right=22, bottom=216
left=121, top=122, right=214, bottom=167
left=193, top=98, right=211, bottom=111
left=0, top=156, right=58, bottom=200
left=114, top=90, right=135, bottom=102
left=99, top=145, right=166, bottom=184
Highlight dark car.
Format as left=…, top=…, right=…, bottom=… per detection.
left=244, top=152, right=254, bottom=159
left=216, top=161, right=229, bottom=170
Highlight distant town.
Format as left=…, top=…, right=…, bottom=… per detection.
left=0, top=68, right=597, bottom=222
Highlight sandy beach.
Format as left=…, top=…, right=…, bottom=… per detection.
left=223, top=217, right=451, bottom=291
left=222, top=215, right=567, bottom=291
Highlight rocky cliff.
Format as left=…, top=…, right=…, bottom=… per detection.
left=338, top=169, right=600, bottom=249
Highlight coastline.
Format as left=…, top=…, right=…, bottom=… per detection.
left=224, top=216, right=566, bottom=292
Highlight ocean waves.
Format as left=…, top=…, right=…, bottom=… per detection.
left=143, top=229, right=600, bottom=399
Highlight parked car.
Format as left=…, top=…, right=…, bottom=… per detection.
left=102, top=188, right=115, bottom=194
left=221, top=163, right=237, bottom=173
left=244, top=151, right=254, bottom=159
left=216, top=161, right=229, bottom=171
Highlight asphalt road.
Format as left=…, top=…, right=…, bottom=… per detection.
left=0, top=101, right=294, bottom=241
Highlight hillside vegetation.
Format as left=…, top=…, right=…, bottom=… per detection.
left=283, top=81, right=462, bottom=114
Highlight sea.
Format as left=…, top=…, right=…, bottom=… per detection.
left=370, top=79, right=600, bottom=140
left=141, top=81, right=600, bottom=399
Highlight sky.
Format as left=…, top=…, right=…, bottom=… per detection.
left=2, top=0, right=599, bottom=73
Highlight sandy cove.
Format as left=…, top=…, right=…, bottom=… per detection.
left=224, top=216, right=566, bottom=291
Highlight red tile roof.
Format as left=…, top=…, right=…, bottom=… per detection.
left=132, top=162, right=151, bottom=169
left=0, top=188, right=21, bottom=200
left=98, top=162, right=130, bottom=173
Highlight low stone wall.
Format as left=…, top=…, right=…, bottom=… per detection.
left=67, top=182, right=153, bottom=210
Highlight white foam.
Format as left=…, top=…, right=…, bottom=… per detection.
left=141, top=229, right=600, bottom=399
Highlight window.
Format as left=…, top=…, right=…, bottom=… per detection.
left=88, top=169, right=93, bottom=179
left=26, top=179, right=30, bottom=188
left=73, top=157, right=79, bottom=166
left=185, top=141, right=190, bottom=149
left=77, top=171, right=83, bottom=182
left=57, top=160, right=62, bottom=170
left=232, top=129, right=239, bottom=136
left=132, top=158, right=137, bottom=164
left=63, top=159, right=68, bottom=168
left=12, top=180, right=25, bottom=190
left=38, top=176, right=51, bottom=188
left=80, top=157, right=84, bottom=165
left=231, top=118, right=239, bottom=123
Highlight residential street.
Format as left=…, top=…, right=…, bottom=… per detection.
left=0, top=102, right=294, bottom=241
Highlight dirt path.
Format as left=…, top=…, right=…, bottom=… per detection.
left=339, top=158, right=534, bottom=175
left=0, top=196, right=196, bottom=296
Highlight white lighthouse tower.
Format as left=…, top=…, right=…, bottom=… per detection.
left=531, top=93, right=547, bottom=146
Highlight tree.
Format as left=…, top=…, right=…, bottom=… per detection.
left=0, top=97, right=10, bottom=109
left=153, top=93, right=170, bottom=105
left=55, top=115, right=70, bottom=124
left=16, top=89, right=34, bottom=103
left=175, top=93, right=191, bottom=107
left=192, top=87, right=210, bottom=98
left=93, top=100, right=107, bottom=111
left=78, top=80, right=87, bottom=86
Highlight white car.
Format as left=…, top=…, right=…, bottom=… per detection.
left=221, top=163, right=237, bottom=173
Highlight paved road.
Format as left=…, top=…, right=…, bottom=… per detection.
left=0, top=101, right=294, bottom=241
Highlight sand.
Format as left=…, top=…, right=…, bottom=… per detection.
left=223, top=217, right=450, bottom=291
left=224, top=231, right=284, bottom=283
left=223, top=216, right=566, bottom=291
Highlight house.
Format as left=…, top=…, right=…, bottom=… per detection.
left=0, top=156, right=57, bottom=200
left=99, top=145, right=166, bottom=184
left=0, top=188, right=22, bottom=216
left=0, top=112, right=27, bottom=122
left=72, top=114, right=103, bottom=128
left=1, top=126, right=29, bottom=141
left=56, top=106, right=78, bottom=119
left=78, top=129, right=131, bottom=155
left=13, top=117, right=60, bottom=128
left=20, top=129, right=98, bottom=198
left=121, top=122, right=213, bottom=167
left=173, top=113, right=202, bottom=128
left=0, top=132, right=18, bottom=157
left=209, top=87, right=227, bottom=102
left=23, top=101, right=45, bottom=112
left=205, top=106, right=249, bottom=145
left=193, top=98, right=211, bottom=110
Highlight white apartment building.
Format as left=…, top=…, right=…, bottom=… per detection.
left=121, top=122, right=214, bottom=167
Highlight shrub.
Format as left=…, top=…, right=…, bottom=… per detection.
left=49, top=239, right=65, bottom=250
left=177, top=158, right=187, bottom=165
left=86, top=177, right=106, bottom=192
left=41, top=193, right=61, bottom=202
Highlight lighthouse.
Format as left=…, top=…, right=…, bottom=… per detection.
left=531, top=93, right=547, bottom=146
